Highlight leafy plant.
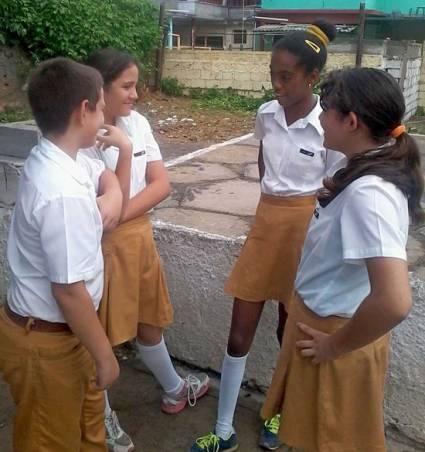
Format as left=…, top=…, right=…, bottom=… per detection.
left=0, top=0, right=160, bottom=69
left=160, top=77, right=185, bottom=97
left=188, top=87, right=275, bottom=112
left=0, top=106, right=32, bottom=123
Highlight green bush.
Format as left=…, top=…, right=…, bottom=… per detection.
left=188, top=87, right=275, bottom=112
left=160, top=77, right=185, bottom=97
left=0, top=106, right=32, bottom=123
left=0, top=0, right=160, bottom=66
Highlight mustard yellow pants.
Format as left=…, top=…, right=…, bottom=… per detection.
left=0, top=306, right=106, bottom=452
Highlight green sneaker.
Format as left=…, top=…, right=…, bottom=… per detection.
left=259, top=414, right=282, bottom=450
left=189, top=431, right=238, bottom=452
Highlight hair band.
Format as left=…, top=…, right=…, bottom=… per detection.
left=307, top=25, right=330, bottom=47
left=390, top=124, right=406, bottom=138
left=305, top=40, right=321, bottom=53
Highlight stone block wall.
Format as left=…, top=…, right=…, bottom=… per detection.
left=383, top=42, right=422, bottom=118
left=163, top=47, right=383, bottom=95
left=418, top=45, right=425, bottom=110
left=163, top=40, right=423, bottom=118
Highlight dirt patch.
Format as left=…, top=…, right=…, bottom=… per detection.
left=137, top=91, right=255, bottom=147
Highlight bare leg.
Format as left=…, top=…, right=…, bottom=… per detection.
left=227, top=298, right=265, bottom=356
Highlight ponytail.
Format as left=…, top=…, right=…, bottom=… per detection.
left=318, top=132, right=424, bottom=223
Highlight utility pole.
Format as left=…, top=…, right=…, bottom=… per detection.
left=155, top=3, right=166, bottom=91
left=241, top=0, right=245, bottom=50
left=355, top=2, right=366, bottom=67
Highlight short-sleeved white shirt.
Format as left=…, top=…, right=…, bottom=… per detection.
left=295, top=175, right=409, bottom=318
left=255, top=99, right=345, bottom=196
left=7, top=138, right=105, bottom=323
left=81, top=110, right=162, bottom=198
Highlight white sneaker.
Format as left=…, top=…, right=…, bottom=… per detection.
left=105, top=410, right=135, bottom=452
left=161, top=373, right=210, bottom=414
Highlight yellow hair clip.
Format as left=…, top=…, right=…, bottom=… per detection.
left=305, top=40, right=321, bottom=54
left=307, top=25, right=330, bottom=47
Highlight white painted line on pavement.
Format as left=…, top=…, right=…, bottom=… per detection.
left=165, top=133, right=254, bottom=168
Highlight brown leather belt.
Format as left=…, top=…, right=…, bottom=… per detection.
left=5, top=303, right=71, bottom=333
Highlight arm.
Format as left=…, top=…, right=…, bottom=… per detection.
left=97, top=169, right=123, bottom=231
left=96, top=124, right=132, bottom=218
left=258, top=141, right=265, bottom=182
left=52, top=281, right=119, bottom=390
left=121, top=160, right=171, bottom=223
left=297, top=257, right=412, bottom=363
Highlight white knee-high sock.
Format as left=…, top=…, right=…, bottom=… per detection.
left=215, top=351, right=248, bottom=439
left=104, top=390, right=112, bottom=417
left=136, top=336, right=183, bottom=394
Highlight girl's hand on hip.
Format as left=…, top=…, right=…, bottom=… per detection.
left=296, top=323, right=339, bottom=364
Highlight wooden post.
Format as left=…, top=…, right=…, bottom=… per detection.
left=155, top=3, right=166, bottom=91
left=355, top=2, right=366, bottom=67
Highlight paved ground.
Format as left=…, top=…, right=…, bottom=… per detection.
left=153, top=136, right=260, bottom=237
left=0, top=357, right=419, bottom=452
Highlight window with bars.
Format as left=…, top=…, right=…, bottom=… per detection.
left=233, top=29, right=247, bottom=44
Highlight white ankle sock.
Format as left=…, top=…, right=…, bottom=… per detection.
left=104, top=390, right=112, bottom=417
left=136, top=336, right=183, bottom=394
left=215, top=351, right=248, bottom=439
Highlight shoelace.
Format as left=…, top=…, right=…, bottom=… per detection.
left=265, top=414, right=281, bottom=435
left=195, top=432, right=220, bottom=452
left=105, top=412, right=122, bottom=440
left=185, top=374, right=201, bottom=407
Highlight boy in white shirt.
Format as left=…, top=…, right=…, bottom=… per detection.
left=0, top=57, right=128, bottom=451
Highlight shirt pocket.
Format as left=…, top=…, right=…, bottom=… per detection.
left=289, top=147, right=326, bottom=177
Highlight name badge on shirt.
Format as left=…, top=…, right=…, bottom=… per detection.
left=134, top=150, right=146, bottom=157
left=300, top=148, right=315, bottom=157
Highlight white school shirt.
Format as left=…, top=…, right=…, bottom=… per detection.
left=7, top=138, right=105, bottom=323
left=295, top=175, right=409, bottom=318
left=254, top=99, right=345, bottom=196
left=81, top=110, right=162, bottom=198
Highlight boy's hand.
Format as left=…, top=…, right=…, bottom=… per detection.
left=96, top=124, right=132, bottom=154
left=96, top=189, right=122, bottom=231
left=92, top=351, right=120, bottom=391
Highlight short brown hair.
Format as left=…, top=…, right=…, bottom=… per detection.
left=28, top=57, right=103, bottom=135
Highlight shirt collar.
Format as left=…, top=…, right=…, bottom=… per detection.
left=37, top=137, right=91, bottom=186
left=260, top=97, right=323, bottom=135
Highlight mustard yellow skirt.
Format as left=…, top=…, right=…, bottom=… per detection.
left=224, top=193, right=316, bottom=307
left=99, top=215, right=173, bottom=347
left=262, top=295, right=389, bottom=452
